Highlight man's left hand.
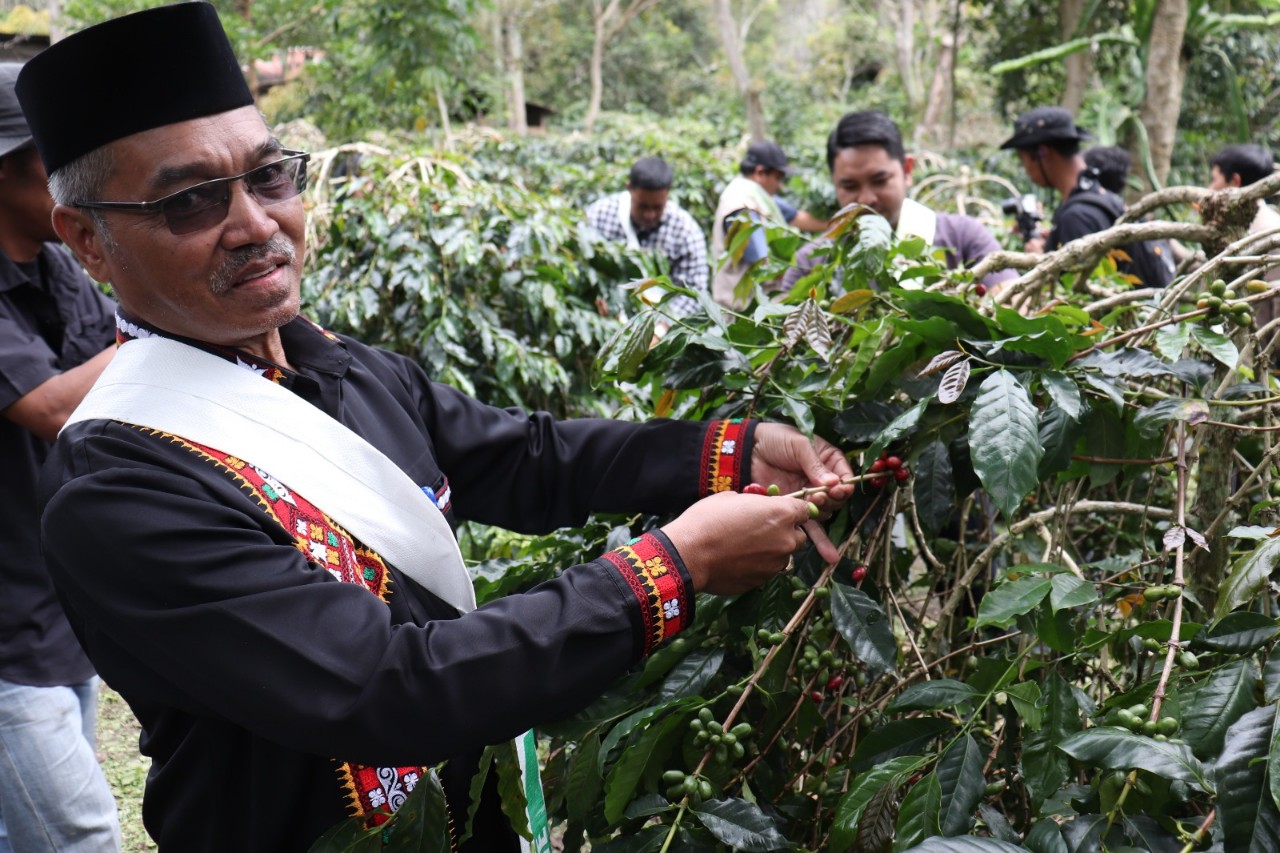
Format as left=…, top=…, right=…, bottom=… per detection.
left=749, top=423, right=854, bottom=564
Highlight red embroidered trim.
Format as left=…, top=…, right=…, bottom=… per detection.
left=134, top=427, right=430, bottom=824
left=699, top=419, right=749, bottom=497
left=601, top=533, right=691, bottom=656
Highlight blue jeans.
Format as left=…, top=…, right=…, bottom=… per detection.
left=0, top=677, right=120, bottom=852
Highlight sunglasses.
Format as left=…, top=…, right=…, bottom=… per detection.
left=75, top=151, right=310, bottom=236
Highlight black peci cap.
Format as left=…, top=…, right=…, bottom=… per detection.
left=16, top=2, right=254, bottom=175
left=999, top=106, right=1093, bottom=150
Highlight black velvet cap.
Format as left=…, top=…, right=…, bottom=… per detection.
left=16, top=2, right=253, bottom=175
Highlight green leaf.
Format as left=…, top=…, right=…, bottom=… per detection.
left=1195, top=612, right=1280, bottom=654
left=1192, top=325, right=1239, bottom=369
left=894, top=773, right=942, bottom=852
left=489, top=740, right=532, bottom=842
left=690, top=798, right=790, bottom=851
left=974, top=576, right=1053, bottom=629
left=900, top=838, right=1027, bottom=852
left=1038, top=403, right=1084, bottom=479
left=989, top=30, right=1139, bottom=73
left=1216, top=705, right=1279, bottom=853
left=843, top=213, right=894, bottom=280
left=307, top=815, right=383, bottom=852
left=833, top=400, right=903, bottom=444
left=853, top=718, right=954, bottom=772
left=913, top=440, right=956, bottom=534
left=1056, top=728, right=1209, bottom=791
left=967, top=370, right=1043, bottom=519
left=1154, top=321, right=1193, bottom=362
left=1050, top=574, right=1098, bottom=611
left=612, top=312, right=657, bottom=382
left=1216, top=537, right=1280, bottom=619
left=887, top=679, right=979, bottom=713
left=659, top=648, right=724, bottom=701
left=602, top=712, right=684, bottom=825
left=868, top=398, right=929, bottom=462
left=1041, top=372, right=1082, bottom=420
left=832, top=756, right=925, bottom=850
left=564, top=736, right=603, bottom=824
left=1181, top=660, right=1259, bottom=760
left=1024, top=818, right=1069, bottom=853
left=1083, top=404, right=1125, bottom=486
left=1005, top=681, right=1045, bottom=731
left=1133, top=398, right=1210, bottom=438
left=830, top=584, right=898, bottom=674
left=936, top=735, right=984, bottom=836
left=856, top=781, right=902, bottom=853
left=591, top=825, right=667, bottom=853
left=1022, top=673, right=1081, bottom=806
left=378, top=768, right=454, bottom=853
left=1077, top=347, right=1177, bottom=378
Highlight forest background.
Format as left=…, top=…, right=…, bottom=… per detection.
left=5, top=0, right=1280, bottom=851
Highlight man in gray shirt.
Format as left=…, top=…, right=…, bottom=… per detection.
left=782, top=111, right=1014, bottom=293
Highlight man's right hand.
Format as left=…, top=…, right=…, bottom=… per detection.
left=661, top=491, right=812, bottom=595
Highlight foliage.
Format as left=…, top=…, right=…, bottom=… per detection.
left=302, top=124, right=1280, bottom=850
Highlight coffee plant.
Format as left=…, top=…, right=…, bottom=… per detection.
left=304, top=137, right=1280, bottom=851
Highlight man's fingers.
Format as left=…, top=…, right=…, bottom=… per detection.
left=803, top=519, right=840, bottom=564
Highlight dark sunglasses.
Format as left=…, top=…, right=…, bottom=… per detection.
left=75, top=151, right=310, bottom=236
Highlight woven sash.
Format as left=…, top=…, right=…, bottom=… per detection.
left=63, top=336, right=476, bottom=614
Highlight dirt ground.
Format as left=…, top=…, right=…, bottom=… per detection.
left=96, top=684, right=155, bottom=851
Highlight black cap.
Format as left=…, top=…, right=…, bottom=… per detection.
left=16, top=2, right=254, bottom=175
left=742, top=140, right=793, bottom=175
left=0, top=63, right=32, bottom=158
left=999, top=106, right=1093, bottom=150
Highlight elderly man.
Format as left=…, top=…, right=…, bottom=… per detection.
left=20, top=4, right=853, bottom=851
left=781, top=111, right=1015, bottom=294
left=0, top=61, right=119, bottom=852
left=586, top=156, right=707, bottom=318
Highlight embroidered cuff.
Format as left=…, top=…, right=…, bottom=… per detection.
left=699, top=418, right=755, bottom=497
left=600, top=530, right=694, bottom=657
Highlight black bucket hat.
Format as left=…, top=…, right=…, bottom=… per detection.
left=1000, top=106, right=1093, bottom=150
left=0, top=63, right=32, bottom=158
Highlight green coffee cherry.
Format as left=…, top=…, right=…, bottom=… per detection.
left=1158, top=717, right=1179, bottom=735
left=662, top=770, right=686, bottom=784
left=766, top=484, right=781, bottom=497
left=1178, top=650, right=1200, bottom=670
left=1209, top=279, right=1227, bottom=297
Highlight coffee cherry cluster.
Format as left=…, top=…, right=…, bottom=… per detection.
left=1195, top=279, right=1254, bottom=328
left=743, top=482, right=821, bottom=518
left=1115, top=704, right=1181, bottom=741
left=686, top=708, right=751, bottom=765
left=1143, top=584, right=1182, bottom=602
left=662, top=769, right=714, bottom=803
left=867, top=452, right=910, bottom=488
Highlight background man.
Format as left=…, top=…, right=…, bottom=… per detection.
left=1001, top=106, right=1173, bottom=287
left=585, top=155, right=707, bottom=317
left=21, top=5, right=853, bottom=851
left=1083, top=145, right=1133, bottom=195
left=711, top=140, right=827, bottom=307
left=0, top=62, right=120, bottom=853
left=1208, top=143, right=1279, bottom=327
left=782, top=110, right=1015, bottom=293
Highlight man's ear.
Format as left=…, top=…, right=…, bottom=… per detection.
left=1229, top=173, right=1244, bottom=188
left=902, top=154, right=916, bottom=184
left=53, top=203, right=112, bottom=281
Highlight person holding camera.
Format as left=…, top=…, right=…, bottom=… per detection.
left=1002, top=107, right=1173, bottom=287
left=781, top=111, right=1014, bottom=294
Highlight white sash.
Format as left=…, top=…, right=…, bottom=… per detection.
left=897, top=197, right=938, bottom=245
left=615, top=191, right=640, bottom=249
left=63, top=336, right=477, bottom=614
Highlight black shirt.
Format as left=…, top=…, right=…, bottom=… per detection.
left=0, top=242, right=115, bottom=686
left=40, top=316, right=747, bottom=851
left=1047, top=171, right=1173, bottom=287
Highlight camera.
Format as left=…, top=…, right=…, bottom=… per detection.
left=1001, top=193, right=1042, bottom=243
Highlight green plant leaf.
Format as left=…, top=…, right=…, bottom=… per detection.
left=857, top=780, right=902, bottom=853
left=830, top=584, right=898, bottom=674
left=967, top=370, right=1043, bottom=519
left=1057, top=728, right=1209, bottom=791
left=868, top=398, right=930, bottom=462
left=1181, top=660, right=1258, bottom=760
left=1216, top=537, right=1280, bottom=619
left=1024, top=818, right=1069, bottom=853
left=1050, top=574, right=1098, bottom=611
left=564, top=735, right=603, bottom=824
left=887, top=679, right=979, bottom=713
left=378, top=768, right=454, bottom=853
left=1215, top=705, right=1279, bottom=853
left=1154, top=321, right=1193, bottom=362
left=989, top=30, right=1138, bottom=74
left=1133, top=398, right=1210, bottom=438
left=832, top=756, right=925, bottom=850
left=842, top=213, right=894, bottom=280
left=1005, top=681, right=1045, bottom=731
left=1077, top=347, right=1177, bottom=378
left=603, top=712, right=684, bottom=825
left=689, top=798, right=789, bottom=851
left=307, top=815, right=383, bottom=852
left=894, top=773, right=942, bottom=852
left=658, top=648, right=725, bottom=701
left=936, top=735, right=984, bottom=836
left=590, top=825, right=667, bottom=853
left=1041, top=372, right=1082, bottom=420
left=900, top=838, right=1027, bottom=852
left=1194, top=612, right=1280, bottom=654
left=833, top=400, right=904, bottom=444
left=913, top=440, right=956, bottom=534
left=853, top=718, right=954, bottom=772
left=1192, top=325, right=1239, bottom=369
left=974, top=576, right=1053, bottom=628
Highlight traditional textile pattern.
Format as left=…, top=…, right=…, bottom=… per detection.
left=700, top=419, right=749, bottom=497
left=136, top=426, right=429, bottom=825
left=600, top=532, right=691, bottom=655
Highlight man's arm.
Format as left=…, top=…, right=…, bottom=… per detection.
left=3, top=345, right=114, bottom=441
left=790, top=209, right=830, bottom=233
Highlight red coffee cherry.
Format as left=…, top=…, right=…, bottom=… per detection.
left=851, top=565, right=868, bottom=583
left=809, top=690, right=824, bottom=703
left=826, top=675, right=844, bottom=691
left=884, top=455, right=902, bottom=470
left=869, top=459, right=887, bottom=473
left=743, top=483, right=768, bottom=496
left=975, top=283, right=988, bottom=297
left=894, top=467, right=911, bottom=482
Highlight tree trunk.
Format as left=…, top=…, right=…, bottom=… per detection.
left=713, top=0, right=767, bottom=141
left=916, top=28, right=955, bottom=149
left=584, top=4, right=608, bottom=132
left=1137, top=0, right=1189, bottom=189
left=894, top=0, right=921, bottom=113
left=1059, top=0, right=1090, bottom=113
left=505, top=15, right=528, bottom=134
